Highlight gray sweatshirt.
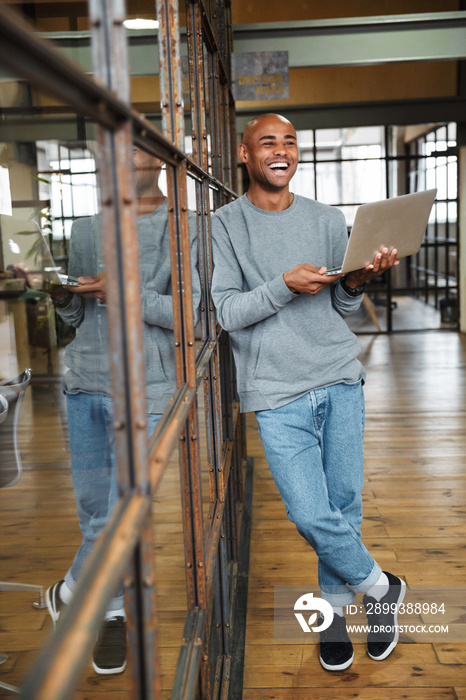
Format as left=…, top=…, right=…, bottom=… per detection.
left=211, top=194, right=365, bottom=412
left=57, top=202, right=200, bottom=414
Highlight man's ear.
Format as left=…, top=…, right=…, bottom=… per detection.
left=238, top=143, right=248, bottom=164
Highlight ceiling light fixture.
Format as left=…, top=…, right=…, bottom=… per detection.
left=123, top=18, right=159, bottom=30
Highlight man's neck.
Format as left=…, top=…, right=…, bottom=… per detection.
left=246, top=185, right=293, bottom=212
left=137, top=188, right=166, bottom=216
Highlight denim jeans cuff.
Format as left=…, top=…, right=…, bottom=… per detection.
left=346, top=562, right=382, bottom=595
left=65, top=571, right=124, bottom=611
left=319, top=589, right=356, bottom=607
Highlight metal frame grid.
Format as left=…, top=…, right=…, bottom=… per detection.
left=0, top=0, right=244, bottom=697
left=405, top=124, right=459, bottom=318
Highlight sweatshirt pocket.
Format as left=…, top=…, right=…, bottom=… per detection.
left=144, top=327, right=171, bottom=384
left=252, top=322, right=306, bottom=386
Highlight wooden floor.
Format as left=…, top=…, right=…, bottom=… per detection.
left=1, top=330, right=466, bottom=698
left=242, top=331, right=466, bottom=700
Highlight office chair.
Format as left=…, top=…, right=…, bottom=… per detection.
left=0, top=369, right=46, bottom=695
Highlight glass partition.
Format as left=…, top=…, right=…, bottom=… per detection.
left=0, top=0, right=243, bottom=698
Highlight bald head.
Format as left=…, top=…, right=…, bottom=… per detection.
left=238, top=113, right=298, bottom=202
left=242, top=113, right=295, bottom=147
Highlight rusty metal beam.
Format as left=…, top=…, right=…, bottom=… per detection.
left=88, top=1, right=159, bottom=696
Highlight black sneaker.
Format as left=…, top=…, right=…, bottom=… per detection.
left=92, top=616, right=127, bottom=675
left=319, top=613, right=354, bottom=671
left=46, top=580, right=66, bottom=627
left=363, top=571, right=406, bottom=661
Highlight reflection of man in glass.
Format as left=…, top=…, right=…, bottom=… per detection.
left=46, top=147, right=199, bottom=675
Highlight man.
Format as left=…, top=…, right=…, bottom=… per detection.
left=46, top=147, right=200, bottom=674
left=211, top=113, right=405, bottom=672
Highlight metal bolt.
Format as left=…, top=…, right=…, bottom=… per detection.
left=187, top=562, right=192, bottom=568
left=198, top=561, right=203, bottom=567
left=114, top=421, right=124, bottom=430
left=191, top=435, right=197, bottom=441
left=136, top=420, right=147, bottom=430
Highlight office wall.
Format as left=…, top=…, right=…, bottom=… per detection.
left=232, top=0, right=460, bottom=24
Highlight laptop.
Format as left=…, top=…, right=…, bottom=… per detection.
left=1, top=214, right=81, bottom=287
left=324, top=189, right=437, bottom=275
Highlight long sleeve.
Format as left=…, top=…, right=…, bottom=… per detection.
left=331, top=279, right=364, bottom=317
left=55, top=219, right=86, bottom=328
left=141, top=210, right=201, bottom=330
left=211, top=215, right=297, bottom=332
left=329, top=210, right=364, bottom=317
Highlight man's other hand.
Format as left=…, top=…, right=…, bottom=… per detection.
left=344, top=247, right=399, bottom=289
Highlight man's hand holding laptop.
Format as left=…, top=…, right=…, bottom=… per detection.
left=343, top=246, right=399, bottom=289
left=283, top=246, right=399, bottom=296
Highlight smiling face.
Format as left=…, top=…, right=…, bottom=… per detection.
left=239, top=114, right=298, bottom=193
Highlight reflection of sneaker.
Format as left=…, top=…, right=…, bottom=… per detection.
left=92, top=616, right=127, bottom=675
left=46, top=580, right=66, bottom=627
left=319, top=613, right=354, bottom=671
left=363, top=571, right=406, bottom=661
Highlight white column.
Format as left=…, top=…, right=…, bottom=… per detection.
left=460, top=141, right=466, bottom=333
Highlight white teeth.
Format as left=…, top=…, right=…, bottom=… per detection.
left=269, top=163, right=288, bottom=170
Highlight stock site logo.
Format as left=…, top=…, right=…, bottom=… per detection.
left=294, top=593, right=334, bottom=633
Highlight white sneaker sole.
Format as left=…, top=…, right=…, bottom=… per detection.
left=319, top=651, right=354, bottom=672
left=92, top=660, right=127, bottom=675
left=45, top=582, right=63, bottom=627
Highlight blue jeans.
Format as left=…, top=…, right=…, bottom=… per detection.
left=255, top=382, right=381, bottom=606
left=64, top=392, right=160, bottom=610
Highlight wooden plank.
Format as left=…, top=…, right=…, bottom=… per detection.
left=243, top=690, right=457, bottom=700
